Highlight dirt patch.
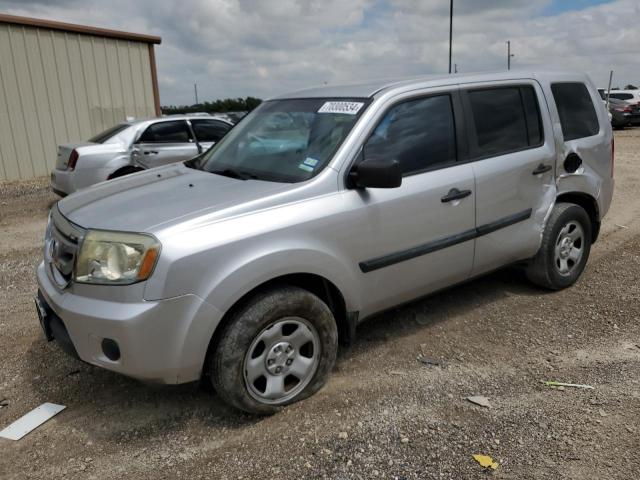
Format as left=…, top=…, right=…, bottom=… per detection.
left=1, top=131, right=639, bottom=479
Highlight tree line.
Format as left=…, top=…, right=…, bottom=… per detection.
left=161, top=96, right=262, bottom=115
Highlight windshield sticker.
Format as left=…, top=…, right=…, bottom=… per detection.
left=303, top=157, right=319, bottom=167
left=318, top=101, right=364, bottom=115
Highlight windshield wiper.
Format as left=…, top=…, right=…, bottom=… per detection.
left=210, top=168, right=257, bottom=181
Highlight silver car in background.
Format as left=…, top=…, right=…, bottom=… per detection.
left=37, top=70, right=613, bottom=414
left=51, top=115, right=233, bottom=196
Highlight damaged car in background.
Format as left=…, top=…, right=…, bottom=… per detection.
left=50, top=115, right=233, bottom=196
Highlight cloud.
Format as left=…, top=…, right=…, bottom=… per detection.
left=1, top=0, right=637, bottom=105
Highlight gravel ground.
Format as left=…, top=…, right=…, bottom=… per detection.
left=1, top=130, right=639, bottom=479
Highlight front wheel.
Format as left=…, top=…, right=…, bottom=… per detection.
left=210, top=286, right=338, bottom=415
left=526, top=203, right=592, bottom=290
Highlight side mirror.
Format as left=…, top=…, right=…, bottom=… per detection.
left=349, top=158, right=402, bottom=189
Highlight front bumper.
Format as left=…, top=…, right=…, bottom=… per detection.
left=36, top=262, right=223, bottom=384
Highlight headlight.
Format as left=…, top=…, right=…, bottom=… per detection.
left=75, top=230, right=160, bottom=285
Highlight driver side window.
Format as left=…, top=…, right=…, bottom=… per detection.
left=364, top=95, right=457, bottom=176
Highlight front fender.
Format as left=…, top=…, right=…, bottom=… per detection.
left=145, top=242, right=362, bottom=315
left=200, top=247, right=361, bottom=314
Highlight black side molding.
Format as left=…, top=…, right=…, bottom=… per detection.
left=359, top=208, right=532, bottom=273
left=360, top=228, right=477, bottom=273
left=475, top=208, right=532, bottom=237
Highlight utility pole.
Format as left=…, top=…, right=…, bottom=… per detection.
left=605, top=70, right=613, bottom=109
left=448, top=0, right=454, bottom=74
left=507, top=41, right=514, bottom=70
left=194, top=83, right=199, bottom=105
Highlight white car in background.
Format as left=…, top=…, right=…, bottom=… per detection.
left=598, top=88, right=640, bottom=107
left=51, top=115, right=233, bottom=196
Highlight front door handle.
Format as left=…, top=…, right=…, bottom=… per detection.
left=441, top=188, right=472, bottom=203
left=532, top=163, right=552, bottom=175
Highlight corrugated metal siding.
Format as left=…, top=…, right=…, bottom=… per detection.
left=0, top=22, right=157, bottom=180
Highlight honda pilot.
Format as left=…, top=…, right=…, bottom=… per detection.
left=36, top=70, right=614, bottom=414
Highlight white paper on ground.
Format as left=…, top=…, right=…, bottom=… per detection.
left=0, top=403, right=66, bottom=440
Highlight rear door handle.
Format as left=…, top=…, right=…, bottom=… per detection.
left=441, top=188, right=472, bottom=203
left=532, top=164, right=552, bottom=175
left=143, top=150, right=158, bottom=155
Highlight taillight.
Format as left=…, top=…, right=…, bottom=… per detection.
left=611, top=136, right=615, bottom=178
left=67, top=149, right=79, bottom=171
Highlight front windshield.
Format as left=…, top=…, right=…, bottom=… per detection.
left=191, top=98, right=369, bottom=183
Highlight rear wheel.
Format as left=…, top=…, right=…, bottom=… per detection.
left=108, top=166, right=144, bottom=180
left=210, top=286, right=338, bottom=415
left=526, top=203, right=592, bottom=290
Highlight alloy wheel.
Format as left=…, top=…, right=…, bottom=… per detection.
left=243, top=317, right=320, bottom=404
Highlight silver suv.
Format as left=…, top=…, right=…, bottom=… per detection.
left=50, top=115, right=233, bottom=196
left=36, top=71, right=614, bottom=414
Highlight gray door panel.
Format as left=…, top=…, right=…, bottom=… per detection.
left=341, top=164, right=476, bottom=317
left=463, top=82, right=557, bottom=276
left=471, top=147, right=556, bottom=276
left=136, top=142, right=199, bottom=168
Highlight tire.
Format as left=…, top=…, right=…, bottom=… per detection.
left=526, top=202, right=592, bottom=290
left=108, top=166, right=143, bottom=180
left=210, top=286, right=338, bottom=415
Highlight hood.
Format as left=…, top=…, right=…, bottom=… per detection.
left=57, top=163, right=295, bottom=232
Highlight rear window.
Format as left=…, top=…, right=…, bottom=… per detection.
left=551, top=83, right=600, bottom=141
left=88, top=124, right=130, bottom=143
left=467, top=86, right=543, bottom=158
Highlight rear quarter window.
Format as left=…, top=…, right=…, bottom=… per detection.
left=88, top=124, right=130, bottom=143
left=551, top=83, right=600, bottom=141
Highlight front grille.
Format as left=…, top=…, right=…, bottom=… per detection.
left=46, top=206, right=84, bottom=288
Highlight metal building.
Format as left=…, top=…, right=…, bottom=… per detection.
left=0, top=13, right=161, bottom=181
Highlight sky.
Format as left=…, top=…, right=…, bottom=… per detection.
left=1, top=0, right=638, bottom=106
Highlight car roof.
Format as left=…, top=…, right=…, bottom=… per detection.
left=271, top=69, right=593, bottom=100
left=124, top=115, right=233, bottom=126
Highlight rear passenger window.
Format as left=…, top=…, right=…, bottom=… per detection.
left=190, top=119, right=231, bottom=142
left=138, top=121, right=193, bottom=143
left=467, top=86, right=543, bottom=158
left=364, top=95, right=456, bottom=176
left=551, top=83, right=599, bottom=141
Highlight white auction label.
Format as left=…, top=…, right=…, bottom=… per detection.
left=318, top=101, right=364, bottom=115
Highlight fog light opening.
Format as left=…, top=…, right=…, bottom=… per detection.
left=101, top=338, right=121, bottom=361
